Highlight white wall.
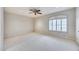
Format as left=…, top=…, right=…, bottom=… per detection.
left=5, top=12, right=34, bottom=38
left=0, top=7, right=4, bottom=50
left=76, top=8, right=79, bottom=44
left=35, top=8, right=76, bottom=40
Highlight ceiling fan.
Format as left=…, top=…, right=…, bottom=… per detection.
left=29, top=8, right=42, bottom=15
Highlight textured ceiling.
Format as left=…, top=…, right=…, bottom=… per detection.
left=5, top=7, right=73, bottom=18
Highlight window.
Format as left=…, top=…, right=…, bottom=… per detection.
left=49, top=16, right=67, bottom=32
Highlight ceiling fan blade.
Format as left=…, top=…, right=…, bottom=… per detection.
left=37, top=10, right=40, bottom=11
left=29, top=9, right=33, bottom=11
left=38, top=13, right=42, bottom=14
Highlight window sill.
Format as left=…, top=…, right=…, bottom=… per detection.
left=48, top=30, right=67, bottom=33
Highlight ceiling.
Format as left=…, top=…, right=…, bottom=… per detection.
left=5, top=7, right=73, bottom=18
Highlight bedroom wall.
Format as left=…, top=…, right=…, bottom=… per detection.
left=35, top=8, right=76, bottom=40
left=4, top=12, right=34, bottom=38
left=0, top=7, right=4, bottom=50
left=76, top=8, right=79, bottom=44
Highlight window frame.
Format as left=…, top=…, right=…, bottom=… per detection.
left=48, top=15, right=68, bottom=33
